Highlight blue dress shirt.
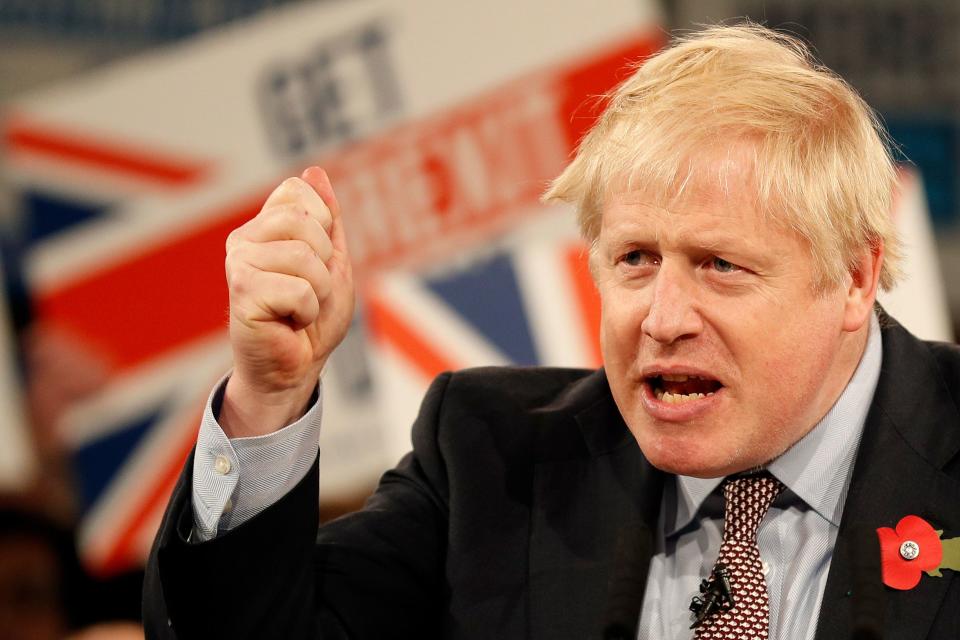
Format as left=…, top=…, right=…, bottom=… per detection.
left=637, top=313, right=882, bottom=639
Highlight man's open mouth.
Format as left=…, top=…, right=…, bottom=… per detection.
left=646, top=374, right=723, bottom=404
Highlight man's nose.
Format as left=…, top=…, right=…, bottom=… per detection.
left=640, top=265, right=704, bottom=344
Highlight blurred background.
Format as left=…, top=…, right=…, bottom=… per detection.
left=0, top=1, right=955, bottom=637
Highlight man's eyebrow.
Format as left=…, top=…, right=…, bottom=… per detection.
left=687, top=236, right=770, bottom=263
left=695, top=235, right=751, bottom=252
left=607, top=229, right=758, bottom=255
left=602, top=215, right=769, bottom=253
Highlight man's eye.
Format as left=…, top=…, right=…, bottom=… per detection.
left=621, top=250, right=658, bottom=266
left=710, top=257, right=740, bottom=273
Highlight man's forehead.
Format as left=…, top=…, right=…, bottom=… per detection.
left=601, top=189, right=766, bottom=233
left=598, top=186, right=794, bottom=263
left=606, top=137, right=761, bottom=196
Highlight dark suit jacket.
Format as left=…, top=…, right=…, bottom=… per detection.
left=143, top=316, right=960, bottom=639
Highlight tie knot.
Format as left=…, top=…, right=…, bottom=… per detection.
left=721, top=472, right=784, bottom=542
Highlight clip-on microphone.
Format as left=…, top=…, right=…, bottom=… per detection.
left=689, top=563, right=735, bottom=629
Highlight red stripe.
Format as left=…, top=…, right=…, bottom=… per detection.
left=36, top=192, right=268, bottom=372
left=4, top=116, right=208, bottom=186
left=565, top=245, right=603, bottom=367
left=365, top=292, right=458, bottom=380
left=557, top=32, right=664, bottom=150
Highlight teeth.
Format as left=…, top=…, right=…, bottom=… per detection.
left=655, top=390, right=709, bottom=404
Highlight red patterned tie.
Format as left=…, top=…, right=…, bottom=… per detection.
left=693, top=473, right=785, bottom=639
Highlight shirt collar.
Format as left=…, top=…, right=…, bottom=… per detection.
left=667, top=312, right=883, bottom=535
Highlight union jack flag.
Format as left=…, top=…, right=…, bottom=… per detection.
left=1, top=29, right=662, bottom=576
left=363, top=240, right=604, bottom=463
left=4, top=118, right=239, bottom=574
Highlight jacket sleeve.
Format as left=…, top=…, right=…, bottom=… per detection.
left=142, top=372, right=454, bottom=640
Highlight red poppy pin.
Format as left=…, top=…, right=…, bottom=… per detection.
left=876, top=515, right=960, bottom=590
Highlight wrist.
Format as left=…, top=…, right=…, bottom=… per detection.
left=219, top=373, right=318, bottom=438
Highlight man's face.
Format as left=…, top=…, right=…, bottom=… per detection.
left=595, top=164, right=868, bottom=478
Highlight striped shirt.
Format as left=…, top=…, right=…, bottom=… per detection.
left=191, top=379, right=322, bottom=541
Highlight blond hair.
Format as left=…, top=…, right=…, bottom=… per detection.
left=543, top=23, right=902, bottom=290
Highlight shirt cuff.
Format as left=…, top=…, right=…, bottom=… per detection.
left=191, top=373, right=322, bottom=542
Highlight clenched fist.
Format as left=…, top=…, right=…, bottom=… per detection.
left=219, top=167, right=354, bottom=437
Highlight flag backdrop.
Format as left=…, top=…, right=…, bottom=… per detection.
left=0, top=0, right=947, bottom=578
left=1, top=0, right=663, bottom=575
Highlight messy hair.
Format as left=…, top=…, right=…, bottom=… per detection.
left=543, top=23, right=902, bottom=290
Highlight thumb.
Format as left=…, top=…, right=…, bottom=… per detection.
left=301, top=166, right=341, bottom=220
left=301, top=166, right=351, bottom=266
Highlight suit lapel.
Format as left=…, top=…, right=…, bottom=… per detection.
left=528, top=370, right=663, bottom=639
left=816, top=318, right=960, bottom=640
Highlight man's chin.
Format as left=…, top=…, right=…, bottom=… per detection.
left=648, top=457, right=730, bottom=479
left=634, top=436, right=752, bottom=479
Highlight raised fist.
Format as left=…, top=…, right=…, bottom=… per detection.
left=220, top=167, right=354, bottom=437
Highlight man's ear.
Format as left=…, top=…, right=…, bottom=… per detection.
left=842, top=241, right=884, bottom=332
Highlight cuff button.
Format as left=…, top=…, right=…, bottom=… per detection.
left=214, top=455, right=232, bottom=475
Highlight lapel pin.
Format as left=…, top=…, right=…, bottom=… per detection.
left=876, top=515, right=960, bottom=590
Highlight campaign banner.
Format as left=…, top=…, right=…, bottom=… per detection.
left=4, top=0, right=945, bottom=578
left=1, top=0, right=663, bottom=574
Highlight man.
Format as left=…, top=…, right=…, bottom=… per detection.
left=143, top=24, right=960, bottom=639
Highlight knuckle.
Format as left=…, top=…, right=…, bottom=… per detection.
left=297, top=288, right=319, bottom=316
left=280, top=177, right=305, bottom=198
left=259, top=202, right=288, bottom=219
left=227, top=269, right=249, bottom=297
left=224, top=243, right=250, bottom=272
left=227, top=260, right=255, bottom=293
left=291, top=241, right=315, bottom=264
left=225, top=228, right=240, bottom=252
left=258, top=204, right=303, bottom=234
left=295, top=277, right=314, bottom=302
left=276, top=203, right=306, bottom=223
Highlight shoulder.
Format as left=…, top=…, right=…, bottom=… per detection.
left=875, top=314, right=960, bottom=468
left=419, top=366, right=625, bottom=438
left=923, top=340, right=960, bottom=384
left=410, top=366, right=618, bottom=464
left=918, top=339, right=960, bottom=418
left=435, top=366, right=601, bottom=414
left=879, top=313, right=960, bottom=400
